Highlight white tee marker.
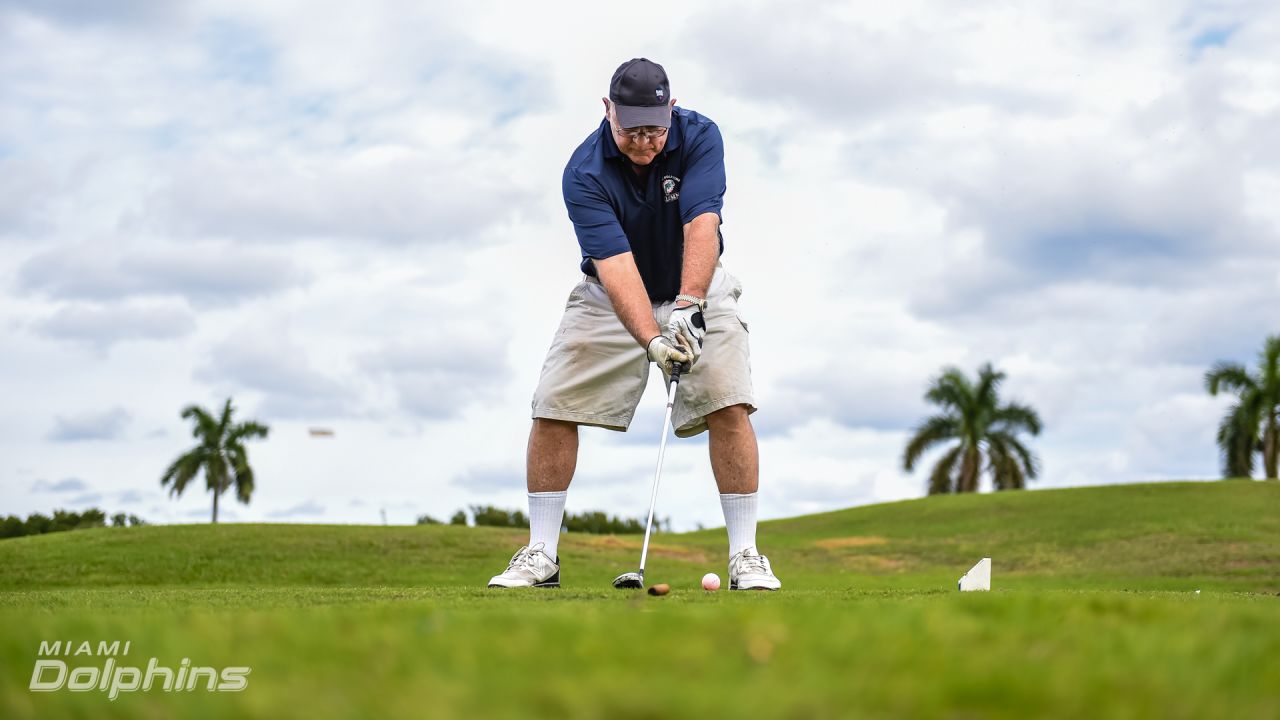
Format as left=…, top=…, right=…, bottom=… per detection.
left=958, top=557, right=991, bottom=592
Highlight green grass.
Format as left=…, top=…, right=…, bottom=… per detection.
left=2, top=481, right=1280, bottom=718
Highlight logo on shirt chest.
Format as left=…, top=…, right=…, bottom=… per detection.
left=661, top=175, right=681, bottom=203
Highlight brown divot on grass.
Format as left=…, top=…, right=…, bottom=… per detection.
left=572, top=535, right=709, bottom=563
left=814, top=536, right=889, bottom=549
left=842, top=555, right=907, bottom=571
left=812, top=536, right=904, bottom=572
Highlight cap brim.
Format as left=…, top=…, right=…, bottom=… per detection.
left=614, top=104, right=671, bottom=129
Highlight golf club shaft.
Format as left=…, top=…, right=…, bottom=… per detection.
left=637, top=366, right=682, bottom=576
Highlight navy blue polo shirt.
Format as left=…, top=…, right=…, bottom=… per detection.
left=562, top=106, right=726, bottom=302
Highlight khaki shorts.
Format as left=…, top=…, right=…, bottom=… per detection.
left=531, top=265, right=756, bottom=437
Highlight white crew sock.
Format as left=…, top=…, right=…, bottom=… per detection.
left=528, top=491, right=567, bottom=560
left=719, top=492, right=758, bottom=557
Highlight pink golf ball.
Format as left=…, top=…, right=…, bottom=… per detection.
left=702, top=572, right=721, bottom=591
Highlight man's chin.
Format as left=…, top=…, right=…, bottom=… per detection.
left=626, top=154, right=656, bottom=166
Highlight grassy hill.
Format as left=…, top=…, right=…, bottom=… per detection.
left=2, top=481, right=1279, bottom=719
left=3, top=480, right=1277, bottom=593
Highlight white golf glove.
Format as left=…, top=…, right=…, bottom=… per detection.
left=667, top=301, right=706, bottom=366
left=646, top=335, right=691, bottom=376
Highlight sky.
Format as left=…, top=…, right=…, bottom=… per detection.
left=2, top=0, right=1278, bottom=530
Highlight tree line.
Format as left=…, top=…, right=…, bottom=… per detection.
left=417, top=505, right=670, bottom=534
left=1, top=509, right=147, bottom=540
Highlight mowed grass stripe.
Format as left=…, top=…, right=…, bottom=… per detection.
left=2, top=591, right=1279, bottom=719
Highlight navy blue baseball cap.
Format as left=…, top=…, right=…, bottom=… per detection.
left=609, top=58, right=672, bottom=128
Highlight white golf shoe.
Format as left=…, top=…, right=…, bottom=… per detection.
left=728, top=547, right=782, bottom=591
left=487, top=543, right=560, bottom=588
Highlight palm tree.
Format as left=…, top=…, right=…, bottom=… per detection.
left=1205, top=335, right=1280, bottom=479
left=903, top=363, right=1043, bottom=494
left=1215, top=402, right=1261, bottom=479
left=161, top=399, right=269, bottom=523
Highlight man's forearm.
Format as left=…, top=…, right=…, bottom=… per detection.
left=679, top=212, right=720, bottom=305
left=593, top=212, right=720, bottom=346
left=594, top=252, right=663, bottom=348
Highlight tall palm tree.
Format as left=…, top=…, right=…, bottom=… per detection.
left=903, top=363, right=1043, bottom=494
left=161, top=399, right=269, bottom=523
left=1205, top=335, right=1280, bottom=479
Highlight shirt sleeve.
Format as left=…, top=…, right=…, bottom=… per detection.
left=563, top=167, right=631, bottom=260
left=677, top=122, right=726, bottom=225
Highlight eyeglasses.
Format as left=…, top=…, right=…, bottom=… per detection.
left=613, top=125, right=668, bottom=141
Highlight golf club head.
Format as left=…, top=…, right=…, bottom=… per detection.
left=612, top=571, right=644, bottom=589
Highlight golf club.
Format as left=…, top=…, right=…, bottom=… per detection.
left=613, top=361, right=686, bottom=589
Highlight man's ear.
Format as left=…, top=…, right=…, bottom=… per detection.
left=602, top=97, right=611, bottom=116
left=669, top=98, right=677, bottom=108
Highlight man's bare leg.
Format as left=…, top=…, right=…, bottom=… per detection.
left=523, top=418, right=577, bottom=562
left=527, top=418, right=578, bottom=492
left=706, top=404, right=759, bottom=494
left=706, top=404, right=780, bottom=587
left=706, top=403, right=772, bottom=580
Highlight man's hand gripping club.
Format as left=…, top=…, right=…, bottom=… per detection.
left=647, top=335, right=691, bottom=376
left=591, top=250, right=708, bottom=375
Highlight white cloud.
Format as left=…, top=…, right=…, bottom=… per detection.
left=48, top=406, right=132, bottom=442
left=154, top=146, right=539, bottom=245
left=357, top=335, right=512, bottom=421
left=18, top=240, right=308, bottom=305
left=117, top=489, right=146, bottom=504
left=67, top=492, right=103, bottom=505
left=195, top=327, right=361, bottom=421
left=31, top=477, right=88, bottom=493
left=31, top=300, right=196, bottom=350
left=267, top=500, right=325, bottom=519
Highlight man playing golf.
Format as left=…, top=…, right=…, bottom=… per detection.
left=488, top=58, right=781, bottom=591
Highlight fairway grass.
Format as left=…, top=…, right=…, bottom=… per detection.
left=2, top=481, right=1279, bottom=718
